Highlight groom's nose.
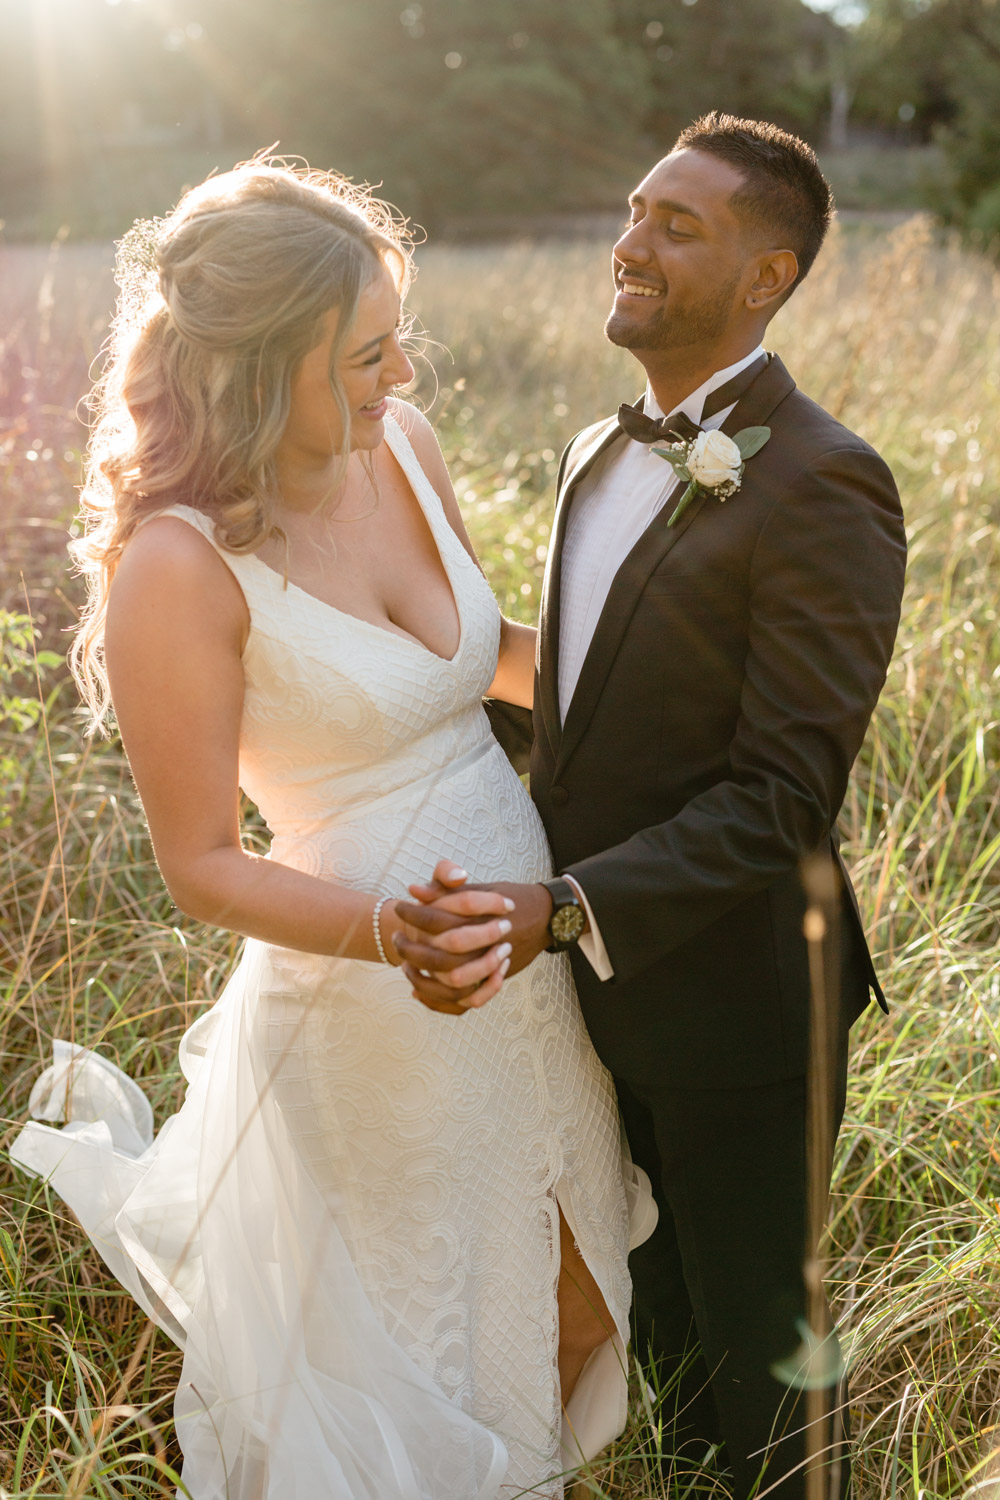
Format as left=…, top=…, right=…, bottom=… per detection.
left=612, top=224, right=653, bottom=272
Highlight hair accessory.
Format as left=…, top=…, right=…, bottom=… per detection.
left=372, top=896, right=391, bottom=965
left=111, top=216, right=166, bottom=336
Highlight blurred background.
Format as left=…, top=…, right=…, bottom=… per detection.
left=0, top=0, right=997, bottom=241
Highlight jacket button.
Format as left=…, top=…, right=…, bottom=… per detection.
left=551, top=785, right=569, bottom=806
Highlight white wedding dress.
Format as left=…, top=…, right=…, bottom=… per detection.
left=12, top=415, right=655, bottom=1500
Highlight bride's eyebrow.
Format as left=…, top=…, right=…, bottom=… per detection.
left=347, top=329, right=394, bottom=359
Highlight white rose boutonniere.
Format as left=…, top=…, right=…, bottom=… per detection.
left=688, top=429, right=744, bottom=489
left=653, top=424, right=771, bottom=528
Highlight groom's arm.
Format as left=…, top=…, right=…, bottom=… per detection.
left=562, top=445, right=905, bottom=984
left=484, top=698, right=535, bottom=775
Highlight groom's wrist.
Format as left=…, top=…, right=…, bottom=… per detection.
left=539, top=877, right=589, bottom=952
left=561, top=875, right=592, bottom=938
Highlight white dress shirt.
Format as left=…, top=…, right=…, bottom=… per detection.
left=558, top=347, right=765, bottom=979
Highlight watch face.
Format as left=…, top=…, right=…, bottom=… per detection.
left=551, top=903, right=585, bottom=944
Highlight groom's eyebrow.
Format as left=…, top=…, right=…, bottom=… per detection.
left=630, top=192, right=703, bottom=222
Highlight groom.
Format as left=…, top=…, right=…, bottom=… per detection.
left=397, top=113, right=906, bottom=1496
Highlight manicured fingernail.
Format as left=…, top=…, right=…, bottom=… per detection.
left=496, top=942, right=512, bottom=961
left=503, top=897, right=515, bottom=911
left=497, top=918, right=512, bottom=935
left=499, top=957, right=511, bottom=976
left=447, top=866, right=467, bottom=880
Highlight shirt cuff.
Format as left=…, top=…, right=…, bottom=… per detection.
left=563, top=874, right=615, bottom=981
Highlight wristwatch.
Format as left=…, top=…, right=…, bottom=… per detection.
left=541, top=877, right=586, bottom=953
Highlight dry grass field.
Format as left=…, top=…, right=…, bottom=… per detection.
left=2, top=216, right=1000, bottom=1497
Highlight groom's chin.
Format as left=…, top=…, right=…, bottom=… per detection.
left=605, top=308, right=660, bottom=351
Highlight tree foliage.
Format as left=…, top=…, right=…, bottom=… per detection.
left=0, top=0, right=996, bottom=233
left=611, top=0, right=839, bottom=142
left=853, top=0, right=1000, bottom=233
left=0, top=0, right=841, bottom=231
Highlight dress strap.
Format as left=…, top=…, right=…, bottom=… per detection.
left=141, top=503, right=259, bottom=578
left=145, top=503, right=227, bottom=552
left=383, top=410, right=449, bottom=535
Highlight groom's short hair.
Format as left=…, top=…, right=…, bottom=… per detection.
left=673, top=112, right=834, bottom=288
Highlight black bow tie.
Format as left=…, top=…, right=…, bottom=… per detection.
left=617, top=404, right=702, bottom=446
left=617, top=352, right=770, bottom=447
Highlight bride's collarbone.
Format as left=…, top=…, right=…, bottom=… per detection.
left=260, top=496, right=461, bottom=658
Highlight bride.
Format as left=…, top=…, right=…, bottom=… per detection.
left=11, top=161, right=654, bottom=1498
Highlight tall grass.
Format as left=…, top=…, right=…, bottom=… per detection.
left=1, top=217, right=999, bottom=1497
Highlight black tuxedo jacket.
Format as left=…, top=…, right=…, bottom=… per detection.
left=530, top=354, right=906, bottom=1090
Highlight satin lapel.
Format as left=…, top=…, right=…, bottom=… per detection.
left=718, top=351, right=795, bottom=440
left=554, top=485, right=708, bottom=777
left=538, top=415, right=625, bottom=757
left=553, top=354, right=796, bottom=779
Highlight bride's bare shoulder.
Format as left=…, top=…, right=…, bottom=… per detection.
left=108, top=512, right=248, bottom=639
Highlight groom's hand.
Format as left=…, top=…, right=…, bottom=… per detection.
left=393, top=864, right=554, bottom=1005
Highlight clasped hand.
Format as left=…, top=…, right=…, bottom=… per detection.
left=392, top=861, right=553, bottom=1015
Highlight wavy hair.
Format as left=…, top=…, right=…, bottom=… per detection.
left=71, top=157, right=414, bottom=731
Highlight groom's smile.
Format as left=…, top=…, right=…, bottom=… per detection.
left=616, top=277, right=664, bottom=298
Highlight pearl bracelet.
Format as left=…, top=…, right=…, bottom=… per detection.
left=372, top=896, right=391, bottom=965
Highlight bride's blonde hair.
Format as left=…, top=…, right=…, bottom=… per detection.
left=71, top=157, right=414, bottom=731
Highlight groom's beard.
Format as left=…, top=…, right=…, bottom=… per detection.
left=605, top=267, right=742, bottom=352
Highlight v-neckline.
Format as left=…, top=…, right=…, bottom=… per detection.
left=251, top=418, right=464, bottom=665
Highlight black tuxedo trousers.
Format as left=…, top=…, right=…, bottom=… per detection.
left=528, top=357, right=906, bottom=1497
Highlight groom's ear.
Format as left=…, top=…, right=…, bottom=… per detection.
left=745, top=249, right=799, bottom=312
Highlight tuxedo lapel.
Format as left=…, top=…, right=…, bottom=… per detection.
left=552, top=353, right=797, bottom=779
left=538, top=415, right=624, bottom=758
left=718, top=351, right=795, bottom=440
left=554, top=486, right=708, bottom=777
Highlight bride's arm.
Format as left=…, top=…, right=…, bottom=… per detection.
left=393, top=401, right=536, bottom=708
left=103, top=517, right=512, bottom=1004
left=488, top=617, right=536, bottom=709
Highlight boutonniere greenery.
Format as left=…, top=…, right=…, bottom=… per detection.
left=653, top=426, right=771, bottom=528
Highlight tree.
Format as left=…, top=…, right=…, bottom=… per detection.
left=6, top=0, right=995, bottom=237
left=193, top=0, right=650, bottom=224
left=609, top=0, right=841, bottom=150
left=854, top=0, right=1000, bottom=234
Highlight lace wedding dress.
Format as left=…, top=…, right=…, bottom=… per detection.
left=12, top=415, right=655, bottom=1500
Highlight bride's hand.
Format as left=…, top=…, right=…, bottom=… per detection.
left=395, top=861, right=554, bottom=1010
left=390, top=862, right=515, bottom=1014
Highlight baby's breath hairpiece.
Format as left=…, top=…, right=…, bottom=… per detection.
left=112, top=216, right=166, bottom=331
